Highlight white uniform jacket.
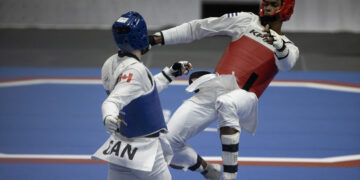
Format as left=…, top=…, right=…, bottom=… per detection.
left=161, top=12, right=299, bottom=72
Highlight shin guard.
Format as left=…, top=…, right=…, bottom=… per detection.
left=221, top=132, right=240, bottom=180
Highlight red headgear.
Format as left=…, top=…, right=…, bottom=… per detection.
left=259, top=0, right=295, bottom=21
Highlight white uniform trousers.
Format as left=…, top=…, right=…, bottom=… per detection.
left=166, top=100, right=218, bottom=168
left=166, top=83, right=257, bottom=168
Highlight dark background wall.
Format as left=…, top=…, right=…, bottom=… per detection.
left=0, top=29, right=359, bottom=72
left=0, top=0, right=359, bottom=72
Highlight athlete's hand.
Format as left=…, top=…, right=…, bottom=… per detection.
left=148, top=32, right=163, bottom=46
left=162, top=61, right=193, bottom=81
left=262, top=24, right=285, bottom=51
left=270, top=29, right=285, bottom=51
left=170, top=61, right=193, bottom=77
left=104, top=116, right=121, bottom=134
left=262, top=24, right=289, bottom=59
left=262, top=24, right=274, bottom=45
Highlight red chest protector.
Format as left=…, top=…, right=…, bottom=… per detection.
left=215, top=36, right=278, bottom=97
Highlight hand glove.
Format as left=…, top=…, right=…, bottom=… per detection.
left=163, top=61, right=193, bottom=80
left=270, top=29, right=289, bottom=59
left=170, top=61, right=193, bottom=77
left=104, top=115, right=119, bottom=134
left=148, top=32, right=164, bottom=46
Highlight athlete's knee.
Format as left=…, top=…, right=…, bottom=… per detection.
left=217, top=89, right=257, bottom=108
left=246, top=91, right=258, bottom=107
left=215, top=93, right=235, bottom=111
left=166, top=136, right=185, bottom=152
left=215, top=94, right=239, bottom=128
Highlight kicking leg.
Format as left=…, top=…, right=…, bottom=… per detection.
left=216, top=89, right=257, bottom=180
left=166, top=100, right=221, bottom=179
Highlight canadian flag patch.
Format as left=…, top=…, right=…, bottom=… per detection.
left=118, top=73, right=133, bottom=83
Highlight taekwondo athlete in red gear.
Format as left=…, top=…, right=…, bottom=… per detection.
left=149, top=0, right=299, bottom=179
left=92, top=11, right=192, bottom=180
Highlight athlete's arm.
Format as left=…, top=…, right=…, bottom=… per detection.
left=154, top=61, right=192, bottom=92
left=150, top=12, right=253, bottom=45
left=274, top=37, right=299, bottom=71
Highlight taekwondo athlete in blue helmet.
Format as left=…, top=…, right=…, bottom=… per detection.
left=92, top=11, right=192, bottom=180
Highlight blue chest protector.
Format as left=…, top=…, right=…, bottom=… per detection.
left=119, top=84, right=167, bottom=138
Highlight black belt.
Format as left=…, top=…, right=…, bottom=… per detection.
left=145, top=131, right=160, bottom=138
left=115, top=130, right=160, bottom=138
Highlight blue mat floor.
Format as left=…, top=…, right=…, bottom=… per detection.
left=0, top=67, right=359, bottom=179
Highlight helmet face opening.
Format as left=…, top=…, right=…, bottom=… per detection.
left=259, top=0, right=295, bottom=21
left=112, top=11, right=149, bottom=52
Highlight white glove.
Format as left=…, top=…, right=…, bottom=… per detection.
left=104, top=115, right=119, bottom=134
left=162, top=61, right=193, bottom=80
left=270, top=29, right=289, bottom=59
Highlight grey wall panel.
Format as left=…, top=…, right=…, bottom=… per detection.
left=0, top=0, right=359, bottom=32
left=284, top=0, right=360, bottom=32
left=0, top=0, right=200, bottom=29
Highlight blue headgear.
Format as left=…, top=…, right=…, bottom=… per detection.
left=112, top=11, right=149, bottom=52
